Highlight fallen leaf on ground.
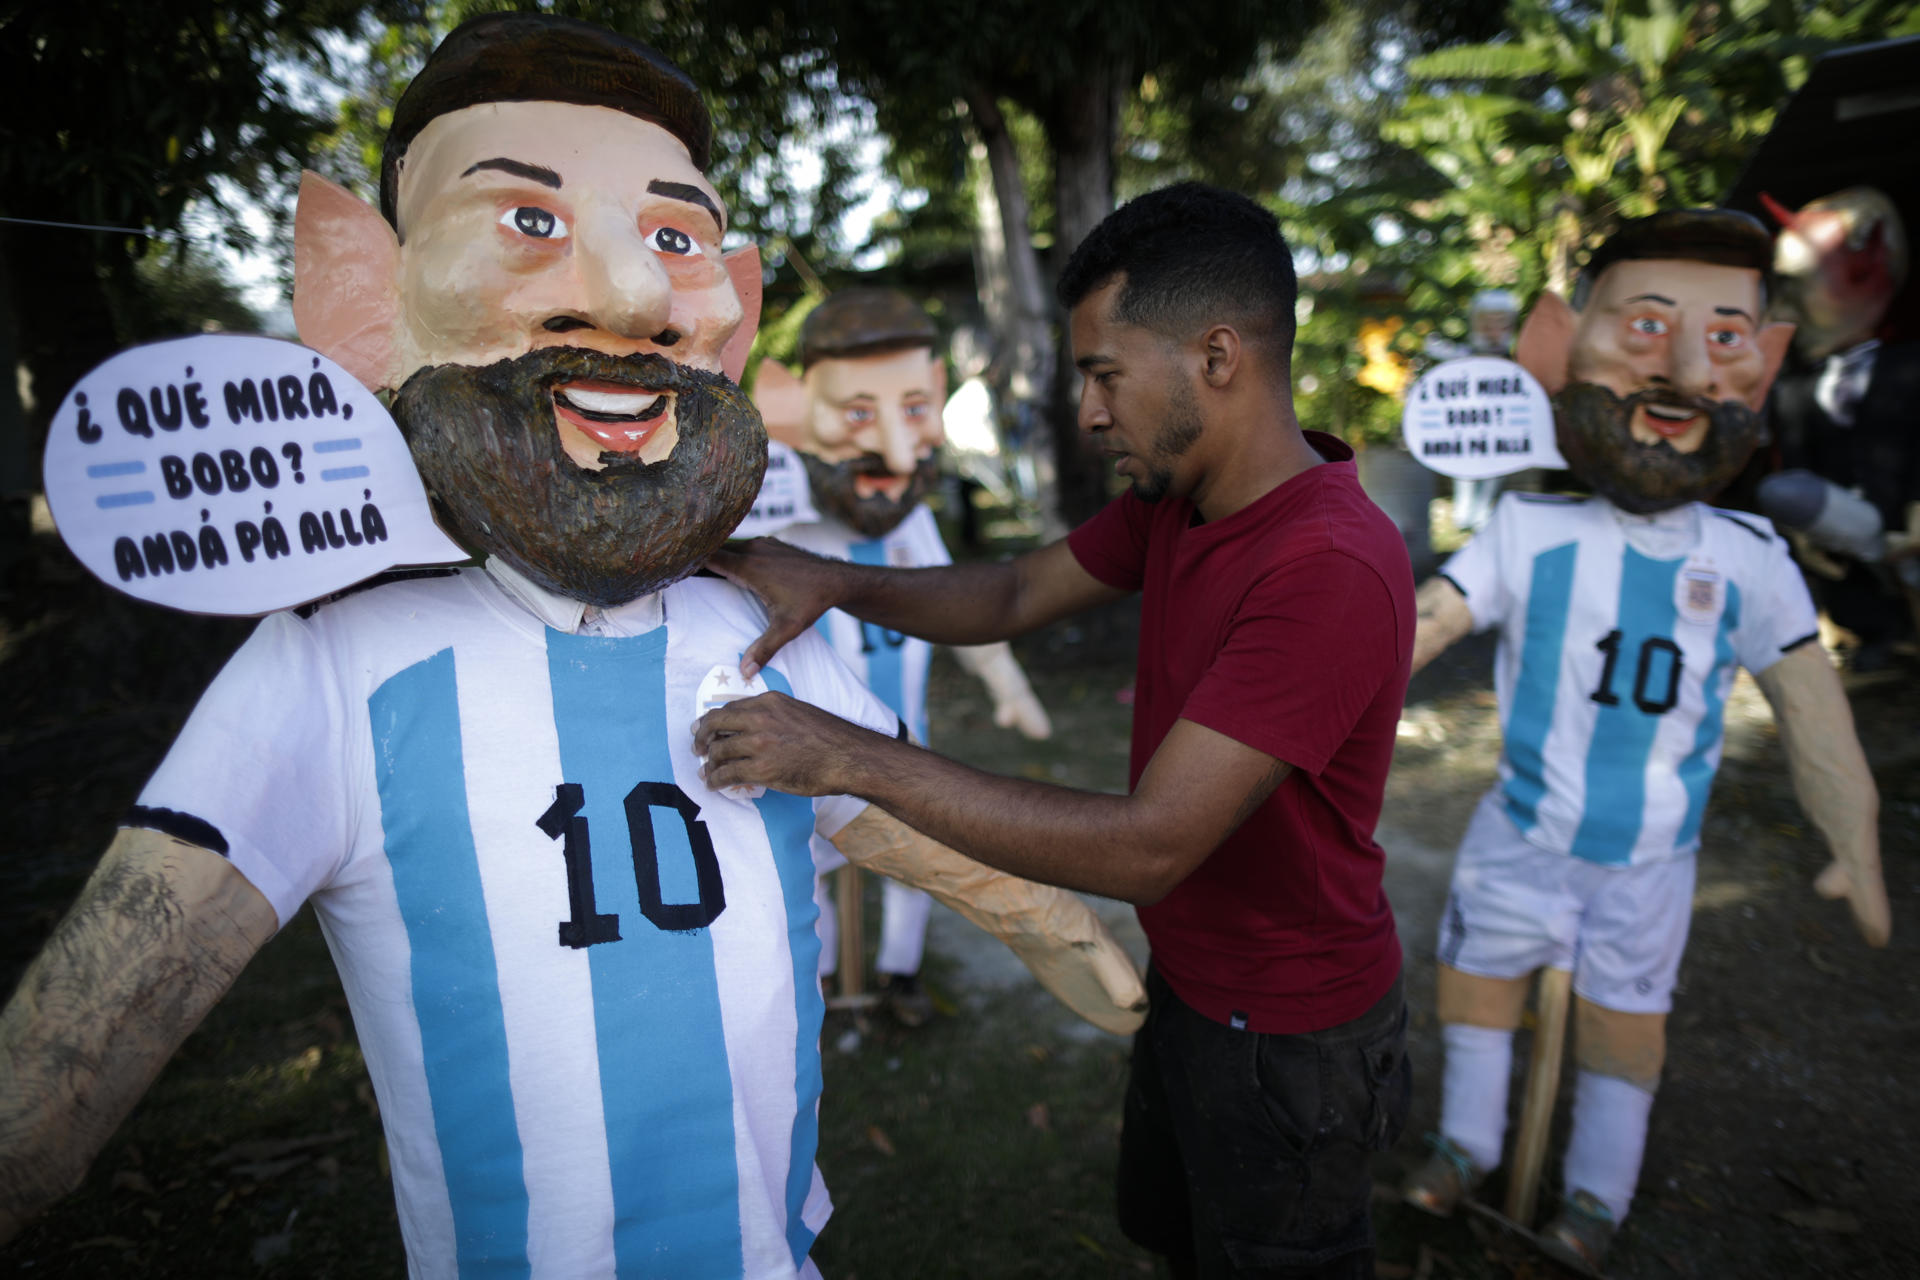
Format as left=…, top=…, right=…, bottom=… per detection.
left=111, top=1169, right=156, bottom=1196
left=866, top=1125, right=895, bottom=1157
left=1072, top=1232, right=1107, bottom=1258
left=1779, top=1206, right=1861, bottom=1233
left=1026, top=1103, right=1051, bottom=1131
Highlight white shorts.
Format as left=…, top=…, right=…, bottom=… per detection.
left=1434, top=790, right=1697, bottom=1015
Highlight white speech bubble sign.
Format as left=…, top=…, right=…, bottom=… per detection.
left=730, top=438, right=820, bottom=539
left=1401, top=356, right=1566, bottom=479
left=43, top=333, right=469, bottom=615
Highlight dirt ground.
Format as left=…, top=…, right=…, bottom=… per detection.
left=2, top=521, right=1917, bottom=1278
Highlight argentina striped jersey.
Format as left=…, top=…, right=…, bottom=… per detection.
left=1441, top=494, right=1818, bottom=866
left=137, top=563, right=895, bottom=1278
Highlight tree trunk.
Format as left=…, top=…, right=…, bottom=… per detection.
left=962, top=86, right=1063, bottom=533
left=1043, top=65, right=1122, bottom=529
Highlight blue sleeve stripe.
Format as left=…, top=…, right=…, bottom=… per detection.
left=545, top=628, right=744, bottom=1277
left=370, top=649, right=531, bottom=1277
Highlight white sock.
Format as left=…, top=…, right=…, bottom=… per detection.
left=875, top=881, right=933, bottom=976
left=1562, top=1071, right=1655, bottom=1224
left=1439, top=1022, right=1513, bottom=1173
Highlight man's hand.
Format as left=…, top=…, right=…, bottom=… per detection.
left=694, top=690, right=889, bottom=797
left=706, top=539, right=856, bottom=678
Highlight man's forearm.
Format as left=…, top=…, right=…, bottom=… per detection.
left=830, top=558, right=1028, bottom=645
left=832, top=729, right=1192, bottom=905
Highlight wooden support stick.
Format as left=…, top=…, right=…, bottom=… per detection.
left=1506, top=965, right=1573, bottom=1226
left=836, top=863, right=865, bottom=999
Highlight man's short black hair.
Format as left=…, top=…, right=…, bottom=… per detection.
left=1056, top=182, right=1298, bottom=360
left=1571, top=208, right=1774, bottom=309
left=380, top=12, right=711, bottom=231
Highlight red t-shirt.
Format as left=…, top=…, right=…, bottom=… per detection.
left=1067, top=432, right=1410, bottom=1033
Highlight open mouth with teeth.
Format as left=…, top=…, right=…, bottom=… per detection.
left=552, top=380, right=678, bottom=466
left=853, top=473, right=914, bottom=502
left=1631, top=400, right=1706, bottom=449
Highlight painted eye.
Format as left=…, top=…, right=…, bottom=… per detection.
left=903, top=401, right=931, bottom=421
left=844, top=405, right=876, bottom=426
left=647, top=226, right=701, bottom=257
left=500, top=206, right=568, bottom=240
left=1708, top=328, right=1747, bottom=348
left=1629, top=315, right=1668, bottom=336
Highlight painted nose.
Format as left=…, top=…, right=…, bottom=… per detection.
left=572, top=208, right=675, bottom=341
left=870, top=409, right=923, bottom=476
left=1668, top=316, right=1716, bottom=399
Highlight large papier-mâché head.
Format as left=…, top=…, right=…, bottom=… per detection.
left=751, top=288, right=946, bottom=537
left=292, top=12, right=767, bottom=606
left=1514, top=208, right=1794, bottom=514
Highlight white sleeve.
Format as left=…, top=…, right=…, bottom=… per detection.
left=1438, top=494, right=1514, bottom=632
left=765, top=627, right=902, bottom=841
left=1733, top=533, right=1822, bottom=675
left=903, top=503, right=953, bottom=569
left=132, top=611, right=354, bottom=927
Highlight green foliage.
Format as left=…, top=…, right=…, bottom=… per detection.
left=0, top=0, right=421, bottom=261
left=1285, top=0, right=1918, bottom=446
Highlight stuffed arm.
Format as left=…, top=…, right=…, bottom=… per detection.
left=1753, top=643, right=1892, bottom=947
left=828, top=807, right=1144, bottom=1033
left=951, top=642, right=1052, bottom=740
left=1412, top=576, right=1475, bottom=676
left=0, top=829, right=278, bottom=1243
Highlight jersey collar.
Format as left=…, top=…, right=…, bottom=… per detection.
left=483, top=557, right=666, bottom=636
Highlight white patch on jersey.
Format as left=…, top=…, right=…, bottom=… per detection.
left=695, top=663, right=772, bottom=801
left=1676, top=564, right=1724, bottom=627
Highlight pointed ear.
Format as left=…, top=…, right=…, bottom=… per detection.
left=1752, top=321, right=1796, bottom=405
left=929, top=353, right=948, bottom=407
left=1514, top=292, right=1579, bottom=393
left=752, top=358, right=810, bottom=448
left=292, top=171, right=405, bottom=393
left=721, top=245, right=763, bottom=384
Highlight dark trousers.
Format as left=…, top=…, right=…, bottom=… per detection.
left=1117, top=967, right=1410, bottom=1278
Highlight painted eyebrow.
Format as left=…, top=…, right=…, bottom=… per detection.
left=1712, top=305, right=1756, bottom=321
left=460, top=157, right=562, bottom=188
left=648, top=180, right=725, bottom=234
left=1075, top=354, right=1113, bottom=371
left=1623, top=293, right=1677, bottom=306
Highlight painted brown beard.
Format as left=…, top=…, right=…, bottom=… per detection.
left=1552, top=382, right=1763, bottom=515
left=394, top=347, right=766, bottom=607
left=799, top=448, right=941, bottom=537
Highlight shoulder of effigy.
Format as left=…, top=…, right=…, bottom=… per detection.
left=1704, top=505, right=1779, bottom=546
left=291, top=565, right=477, bottom=623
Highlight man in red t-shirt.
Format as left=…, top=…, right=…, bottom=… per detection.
left=697, top=182, right=1414, bottom=1278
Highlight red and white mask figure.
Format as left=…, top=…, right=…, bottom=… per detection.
left=1766, top=186, right=1910, bottom=363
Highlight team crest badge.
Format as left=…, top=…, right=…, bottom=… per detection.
left=1676, top=565, right=1724, bottom=625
